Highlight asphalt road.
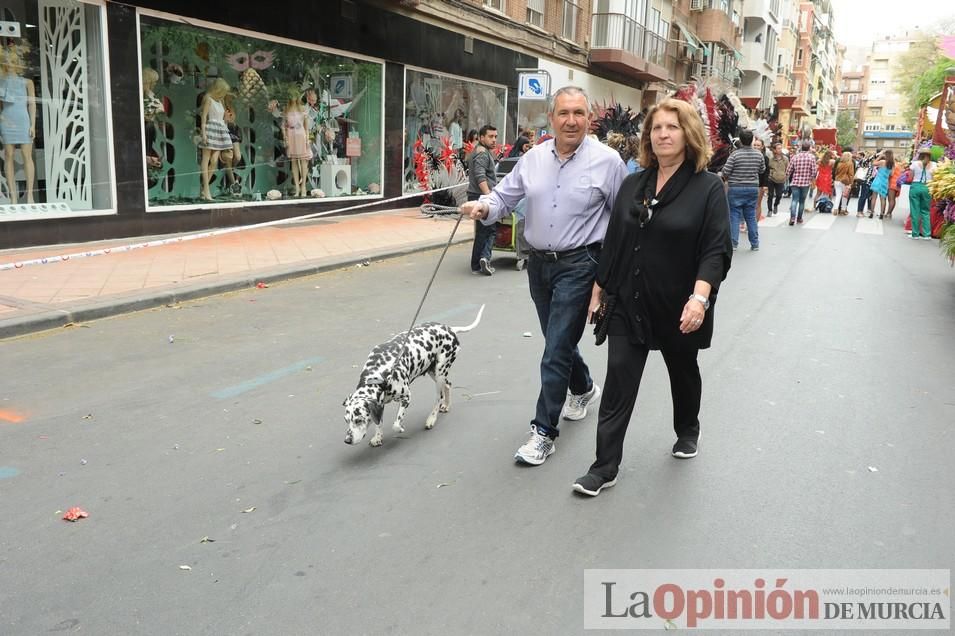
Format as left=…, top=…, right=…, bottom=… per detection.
left=1, top=195, right=953, bottom=635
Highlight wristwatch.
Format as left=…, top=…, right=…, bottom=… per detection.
left=689, top=293, right=710, bottom=311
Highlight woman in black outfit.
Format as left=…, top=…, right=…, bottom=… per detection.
left=573, top=98, right=733, bottom=497
left=753, top=138, right=770, bottom=220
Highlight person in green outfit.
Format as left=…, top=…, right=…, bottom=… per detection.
left=908, top=148, right=936, bottom=240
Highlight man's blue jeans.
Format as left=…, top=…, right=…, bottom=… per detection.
left=469, top=192, right=496, bottom=271
left=526, top=246, right=598, bottom=438
left=789, top=185, right=809, bottom=220
left=728, top=186, right=759, bottom=248
left=856, top=182, right=871, bottom=213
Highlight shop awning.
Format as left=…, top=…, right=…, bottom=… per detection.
left=732, top=48, right=743, bottom=62
left=674, top=22, right=702, bottom=55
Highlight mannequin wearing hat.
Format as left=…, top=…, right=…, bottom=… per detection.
left=0, top=48, right=37, bottom=204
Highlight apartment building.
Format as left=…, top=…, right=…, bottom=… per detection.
left=773, top=0, right=799, bottom=98
left=812, top=0, right=837, bottom=127
left=839, top=67, right=869, bottom=149
left=687, top=0, right=744, bottom=95
left=788, top=0, right=837, bottom=134
left=739, top=0, right=781, bottom=111
left=860, top=31, right=922, bottom=154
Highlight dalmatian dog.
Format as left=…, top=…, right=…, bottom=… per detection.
left=343, top=305, right=485, bottom=447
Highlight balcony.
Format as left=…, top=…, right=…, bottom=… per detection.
left=741, top=0, right=779, bottom=22
left=695, top=6, right=738, bottom=49
left=590, top=13, right=670, bottom=82
left=739, top=40, right=773, bottom=75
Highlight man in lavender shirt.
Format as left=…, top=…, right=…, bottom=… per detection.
left=461, top=86, right=629, bottom=465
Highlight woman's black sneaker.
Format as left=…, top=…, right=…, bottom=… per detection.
left=671, top=436, right=699, bottom=458
left=572, top=473, right=617, bottom=497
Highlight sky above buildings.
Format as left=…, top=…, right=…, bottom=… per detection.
left=831, top=0, right=954, bottom=48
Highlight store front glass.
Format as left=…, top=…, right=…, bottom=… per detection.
left=403, top=68, right=507, bottom=193
left=139, top=14, right=384, bottom=209
left=0, top=0, right=114, bottom=221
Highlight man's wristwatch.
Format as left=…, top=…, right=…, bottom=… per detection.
left=689, top=293, right=710, bottom=311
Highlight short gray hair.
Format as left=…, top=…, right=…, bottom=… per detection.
left=548, top=86, right=590, bottom=114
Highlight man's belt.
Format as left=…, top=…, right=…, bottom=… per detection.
left=529, top=243, right=601, bottom=263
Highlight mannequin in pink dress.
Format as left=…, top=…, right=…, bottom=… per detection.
left=283, top=97, right=312, bottom=197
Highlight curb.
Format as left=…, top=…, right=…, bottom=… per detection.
left=0, top=234, right=470, bottom=340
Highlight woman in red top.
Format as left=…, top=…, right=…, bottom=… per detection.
left=813, top=150, right=834, bottom=209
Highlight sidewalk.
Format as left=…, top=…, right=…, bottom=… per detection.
left=0, top=207, right=474, bottom=339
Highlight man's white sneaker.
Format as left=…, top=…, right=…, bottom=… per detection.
left=514, top=427, right=555, bottom=465
left=561, top=384, right=601, bottom=421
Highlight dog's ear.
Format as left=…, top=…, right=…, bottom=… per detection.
left=368, top=400, right=384, bottom=424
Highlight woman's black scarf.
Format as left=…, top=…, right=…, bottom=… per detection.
left=629, top=159, right=696, bottom=225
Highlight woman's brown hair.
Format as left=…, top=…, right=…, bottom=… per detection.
left=638, top=98, right=712, bottom=173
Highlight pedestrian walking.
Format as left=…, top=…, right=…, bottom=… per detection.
left=766, top=142, right=789, bottom=216
left=908, top=148, right=936, bottom=239
left=786, top=140, right=818, bottom=225
left=833, top=151, right=855, bottom=214
left=571, top=98, right=732, bottom=497
left=467, top=125, right=499, bottom=276
left=868, top=151, right=892, bottom=219
left=720, top=129, right=764, bottom=250
left=857, top=154, right=877, bottom=216
left=753, top=138, right=770, bottom=221
left=886, top=152, right=903, bottom=220
left=812, top=150, right=835, bottom=212
left=461, top=86, right=629, bottom=465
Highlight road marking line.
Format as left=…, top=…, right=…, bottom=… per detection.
left=855, top=217, right=884, bottom=235
left=804, top=213, right=836, bottom=230
left=759, top=214, right=789, bottom=228
left=0, top=467, right=20, bottom=480
left=211, top=357, right=325, bottom=399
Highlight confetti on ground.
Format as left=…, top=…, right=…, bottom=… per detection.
left=868, top=466, right=879, bottom=472
left=200, top=536, right=215, bottom=543
left=62, top=507, right=89, bottom=522
left=522, top=332, right=533, bottom=338
left=255, top=281, right=269, bottom=288
left=179, top=565, right=192, bottom=571
left=242, top=507, right=256, bottom=513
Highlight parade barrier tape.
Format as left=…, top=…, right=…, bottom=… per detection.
left=0, top=185, right=464, bottom=271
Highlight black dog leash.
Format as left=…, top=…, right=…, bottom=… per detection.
left=409, top=204, right=465, bottom=330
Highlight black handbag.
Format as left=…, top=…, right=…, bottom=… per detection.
left=592, top=290, right=616, bottom=346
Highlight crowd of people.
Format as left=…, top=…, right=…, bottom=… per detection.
left=450, top=85, right=936, bottom=496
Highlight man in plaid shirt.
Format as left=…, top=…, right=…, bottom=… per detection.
left=786, top=140, right=818, bottom=225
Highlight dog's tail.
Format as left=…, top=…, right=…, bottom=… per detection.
left=451, top=304, right=485, bottom=334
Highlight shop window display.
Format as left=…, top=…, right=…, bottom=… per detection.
left=0, top=0, right=114, bottom=220
left=139, top=15, right=383, bottom=208
left=403, top=69, right=507, bottom=193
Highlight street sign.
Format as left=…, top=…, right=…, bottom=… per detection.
left=518, top=73, right=549, bottom=100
